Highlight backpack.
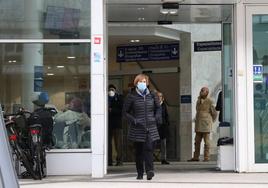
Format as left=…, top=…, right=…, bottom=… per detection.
left=29, top=108, right=54, bottom=147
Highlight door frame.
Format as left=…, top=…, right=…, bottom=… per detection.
left=246, top=5, right=268, bottom=172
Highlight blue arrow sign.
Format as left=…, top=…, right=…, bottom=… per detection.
left=116, top=43, right=179, bottom=62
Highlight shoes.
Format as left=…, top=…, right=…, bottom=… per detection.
left=136, top=174, right=143, bottom=180
left=161, top=160, right=170, bottom=165
left=115, top=161, right=123, bottom=166
left=187, top=158, right=199, bottom=162
left=146, top=171, right=154, bottom=180
left=203, top=159, right=210, bottom=162
left=108, top=162, right=113, bottom=166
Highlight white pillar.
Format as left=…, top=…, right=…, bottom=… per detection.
left=91, top=0, right=107, bottom=177
left=21, top=0, right=43, bottom=111
left=234, top=2, right=248, bottom=172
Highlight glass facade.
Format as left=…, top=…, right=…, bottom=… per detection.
left=253, top=15, right=268, bottom=163
left=0, top=0, right=90, bottom=39
left=0, top=0, right=91, bottom=150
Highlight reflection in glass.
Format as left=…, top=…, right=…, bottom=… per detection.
left=0, top=43, right=91, bottom=149
left=253, top=15, right=268, bottom=163
left=0, top=0, right=91, bottom=39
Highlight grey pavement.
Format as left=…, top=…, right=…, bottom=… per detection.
left=19, top=162, right=268, bottom=188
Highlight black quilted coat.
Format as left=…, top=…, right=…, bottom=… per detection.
left=123, top=89, right=161, bottom=142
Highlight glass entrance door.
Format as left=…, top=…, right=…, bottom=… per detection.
left=246, top=6, right=268, bottom=171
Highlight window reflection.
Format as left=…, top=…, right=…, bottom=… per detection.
left=0, top=0, right=91, bottom=39
left=0, top=43, right=91, bottom=149
left=253, top=15, right=268, bottom=163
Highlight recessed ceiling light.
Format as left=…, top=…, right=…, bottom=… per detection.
left=8, top=60, right=16, bottom=63
left=169, top=9, right=178, bottom=14
left=137, top=7, right=145, bottom=10
left=56, top=65, right=64, bottom=68
left=138, top=17, right=145, bottom=21
left=67, top=56, right=76, bottom=59
left=47, top=66, right=51, bottom=69
left=160, top=8, right=169, bottom=14
left=130, top=39, right=140, bottom=43
left=47, top=73, right=54, bottom=76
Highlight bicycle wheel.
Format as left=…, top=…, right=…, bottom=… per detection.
left=32, top=144, right=42, bottom=180
left=14, top=144, right=37, bottom=179
left=41, top=147, right=47, bottom=178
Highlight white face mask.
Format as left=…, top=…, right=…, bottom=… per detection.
left=108, top=90, right=115, bottom=97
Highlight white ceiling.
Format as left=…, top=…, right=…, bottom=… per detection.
left=108, top=2, right=233, bottom=47
left=108, top=4, right=233, bottom=23
left=107, top=0, right=238, bottom=4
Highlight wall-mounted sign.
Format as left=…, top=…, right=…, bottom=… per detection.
left=34, top=66, right=43, bottom=92
left=194, top=41, right=222, bottom=52
left=117, top=43, right=179, bottom=62
left=94, top=37, right=102, bottom=44
left=253, top=65, right=263, bottom=83
left=180, top=95, right=191, bottom=104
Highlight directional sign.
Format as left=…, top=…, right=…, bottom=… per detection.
left=194, top=41, right=222, bottom=52
left=116, top=43, right=179, bottom=62
left=253, top=65, right=263, bottom=83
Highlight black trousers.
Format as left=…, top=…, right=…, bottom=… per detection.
left=134, top=136, right=155, bottom=175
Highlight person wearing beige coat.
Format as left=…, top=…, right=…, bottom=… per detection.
left=188, top=87, right=217, bottom=162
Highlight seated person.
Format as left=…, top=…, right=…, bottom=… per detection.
left=53, top=98, right=91, bottom=149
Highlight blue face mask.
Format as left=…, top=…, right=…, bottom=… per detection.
left=137, top=82, right=147, bottom=92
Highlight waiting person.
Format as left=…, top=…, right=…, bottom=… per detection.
left=188, top=87, right=217, bottom=162
left=215, top=90, right=223, bottom=122
left=53, top=97, right=91, bottom=149
left=156, top=92, right=170, bottom=165
left=123, top=74, right=161, bottom=180
left=108, top=84, right=124, bottom=166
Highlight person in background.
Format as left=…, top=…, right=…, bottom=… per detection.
left=188, top=87, right=217, bottom=162
left=108, top=84, right=124, bottom=166
left=123, top=74, right=161, bottom=180
left=53, top=97, right=90, bottom=149
left=215, top=90, right=223, bottom=122
left=31, top=92, right=54, bottom=148
left=156, top=92, right=170, bottom=165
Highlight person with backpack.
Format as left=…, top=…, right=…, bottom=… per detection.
left=123, top=74, right=162, bottom=180
left=31, top=92, right=54, bottom=148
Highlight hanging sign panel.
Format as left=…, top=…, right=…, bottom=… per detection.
left=194, top=41, right=222, bottom=52
left=117, top=43, right=179, bottom=62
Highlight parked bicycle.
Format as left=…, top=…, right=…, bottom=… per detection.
left=4, top=111, right=37, bottom=179
left=4, top=107, right=53, bottom=180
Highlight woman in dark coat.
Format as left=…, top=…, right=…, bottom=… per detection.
left=123, top=74, right=161, bottom=180
left=156, top=92, right=170, bottom=165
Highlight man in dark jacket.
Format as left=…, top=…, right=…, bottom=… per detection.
left=157, top=92, right=170, bottom=165
left=108, top=84, right=124, bottom=166
left=31, top=92, right=54, bottom=148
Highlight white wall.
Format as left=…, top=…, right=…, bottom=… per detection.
left=166, top=24, right=222, bottom=159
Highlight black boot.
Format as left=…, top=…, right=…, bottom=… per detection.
left=161, top=160, right=170, bottom=165
left=136, top=174, right=143, bottom=180
left=146, top=171, right=154, bottom=180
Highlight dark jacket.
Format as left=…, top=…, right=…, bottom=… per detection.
left=157, top=102, right=169, bottom=139
left=29, top=107, right=54, bottom=146
left=123, top=89, right=161, bottom=142
left=108, top=93, right=123, bottom=129
left=215, top=91, right=223, bottom=122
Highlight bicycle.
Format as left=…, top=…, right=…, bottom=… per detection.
left=4, top=113, right=37, bottom=179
